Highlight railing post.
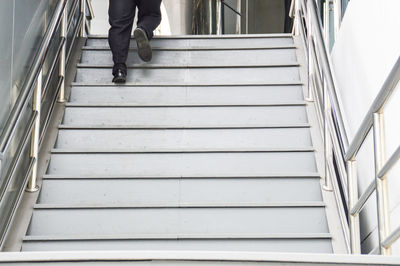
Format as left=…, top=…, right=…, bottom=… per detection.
left=26, top=70, right=42, bottom=193
left=373, top=112, right=392, bottom=255
left=236, top=0, right=241, bottom=34
left=58, top=3, right=67, bottom=103
left=306, top=2, right=313, bottom=102
left=216, top=0, right=223, bottom=35
left=323, top=77, right=333, bottom=191
left=347, top=160, right=361, bottom=254
left=80, top=0, right=86, bottom=37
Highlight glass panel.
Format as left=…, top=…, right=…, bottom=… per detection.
left=0, top=91, right=33, bottom=195
left=0, top=133, right=32, bottom=243
left=40, top=57, right=60, bottom=137
left=41, top=23, right=62, bottom=98
left=0, top=0, right=14, bottom=136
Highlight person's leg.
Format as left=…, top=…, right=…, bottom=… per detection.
left=132, top=0, right=162, bottom=62
left=136, top=0, right=162, bottom=40
left=108, top=0, right=136, bottom=76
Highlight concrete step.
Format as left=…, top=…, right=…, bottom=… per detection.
left=26, top=206, right=328, bottom=237
left=37, top=177, right=323, bottom=205
left=85, top=35, right=295, bottom=49
left=80, top=48, right=298, bottom=66
left=74, top=66, right=301, bottom=85
left=69, top=85, right=304, bottom=105
left=61, top=106, right=308, bottom=127
left=46, top=152, right=317, bottom=176
left=55, top=128, right=312, bottom=150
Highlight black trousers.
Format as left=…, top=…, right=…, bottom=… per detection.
left=108, top=0, right=162, bottom=74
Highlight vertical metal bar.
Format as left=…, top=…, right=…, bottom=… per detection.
left=245, top=0, right=249, bottom=34
left=216, top=0, right=222, bottom=35
left=236, top=0, right=241, bottom=34
left=323, top=77, right=333, bottom=191
left=373, top=112, right=392, bottom=255
left=58, top=7, right=67, bottom=103
left=26, top=71, right=42, bottom=193
left=209, top=0, right=213, bottom=34
left=80, top=0, right=86, bottom=37
left=306, top=2, right=313, bottom=102
left=347, top=160, right=361, bottom=254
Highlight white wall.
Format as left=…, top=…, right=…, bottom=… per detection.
left=89, top=0, right=192, bottom=35
left=331, top=0, right=400, bottom=254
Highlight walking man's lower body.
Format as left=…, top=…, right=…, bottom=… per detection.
left=108, top=0, right=162, bottom=83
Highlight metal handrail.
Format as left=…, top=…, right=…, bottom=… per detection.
left=346, top=58, right=400, bottom=255
left=292, top=0, right=351, bottom=252
left=0, top=0, right=93, bottom=247
left=345, top=58, right=400, bottom=161
left=293, top=0, right=400, bottom=256
left=0, top=0, right=66, bottom=154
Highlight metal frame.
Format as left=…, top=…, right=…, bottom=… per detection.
left=0, top=0, right=93, bottom=248
left=292, top=0, right=400, bottom=256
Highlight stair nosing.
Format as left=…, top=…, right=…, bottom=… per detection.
left=23, top=233, right=332, bottom=242
left=50, top=148, right=315, bottom=154
left=65, top=102, right=307, bottom=108
left=70, top=83, right=304, bottom=87
left=58, top=124, right=311, bottom=130
left=82, top=46, right=297, bottom=51
left=33, top=202, right=326, bottom=210
left=42, top=173, right=321, bottom=180
left=87, top=34, right=294, bottom=40
left=77, top=63, right=300, bottom=69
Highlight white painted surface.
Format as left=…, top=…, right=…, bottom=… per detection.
left=89, top=0, right=190, bottom=35
left=331, top=0, right=400, bottom=254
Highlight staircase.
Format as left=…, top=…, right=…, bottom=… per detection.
left=21, top=34, right=339, bottom=253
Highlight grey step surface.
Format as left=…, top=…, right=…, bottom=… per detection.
left=62, top=106, right=308, bottom=127
left=21, top=238, right=333, bottom=253
left=38, top=178, right=323, bottom=205
left=47, top=152, right=317, bottom=176
left=85, top=35, right=295, bottom=49
left=80, top=48, right=298, bottom=66
left=55, top=128, right=312, bottom=149
left=75, top=66, right=301, bottom=85
left=69, top=85, right=304, bottom=104
left=22, top=35, right=335, bottom=253
left=4, top=251, right=400, bottom=265
left=26, top=207, right=328, bottom=236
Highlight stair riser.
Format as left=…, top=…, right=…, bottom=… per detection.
left=47, top=153, right=318, bottom=176
left=69, top=85, right=304, bottom=104
left=21, top=239, right=332, bottom=253
left=75, top=67, right=301, bottom=84
left=80, top=49, right=298, bottom=66
left=27, top=208, right=328, bottom=236
left=85, top=37, right=294, bottom=48
left=55, top=128, right=312, bottom=150
left=38, top=178, right=323, bottom=205
left=62, top=106, right=308, bottom=127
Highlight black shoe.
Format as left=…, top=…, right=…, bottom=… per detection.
left=134, top=27, right=152, bottom=62
left=112, top=69, right=126, bottom=84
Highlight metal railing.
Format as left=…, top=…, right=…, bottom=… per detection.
left=0, top=0, right=93, bottom=248
left=292, top=0, right=400, bottom=255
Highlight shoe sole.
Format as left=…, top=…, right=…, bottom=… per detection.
left=112, top=76, right=126, bottom=84
left=134, top=28, right=152, bottom=62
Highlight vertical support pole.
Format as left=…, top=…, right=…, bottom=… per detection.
left=373, top=112, right=392, bottom=255
left=58, top=5, right=67, bottom=103
left=80, top=0, right=86, bottom=37
left=236, top=0, right=241, bottom=34
left=347, top=160, right=361, bottom=254
left=216, top=0, right=222, bottom=35
left=323, top=77, right=333, bottom=191
left=245, top=0, right=249, bottom=34
left=26, top=71, right=42, bottom=193
left=306, top=2, right=313, bottom=102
